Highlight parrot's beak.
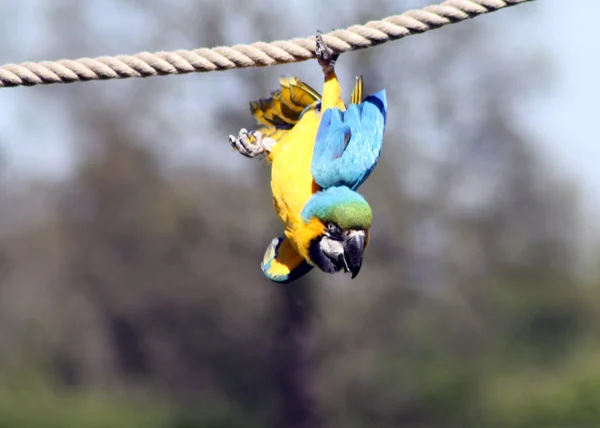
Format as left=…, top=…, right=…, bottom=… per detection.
left=311, top=230, right=367, bottom=278
left=343, top=231, right=366, bottom=279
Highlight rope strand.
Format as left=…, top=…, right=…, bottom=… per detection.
left=0, top=0, right=532, bottom=89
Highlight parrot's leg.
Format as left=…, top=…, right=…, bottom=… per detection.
left=315, top=31, right=339, bottom=75
left=228, top=128, right=276, bottom=159
left=315, top=31, right=343, bottom=111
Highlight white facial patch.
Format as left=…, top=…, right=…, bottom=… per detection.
left=320, top=236, right=344, bottom=257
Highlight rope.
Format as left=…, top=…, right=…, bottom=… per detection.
left=0, top=0, right=532, bottom=89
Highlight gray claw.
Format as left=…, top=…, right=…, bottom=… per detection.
left=315, top=31, right=338, bottom=71
left=228, top=128, right=275, bottom=159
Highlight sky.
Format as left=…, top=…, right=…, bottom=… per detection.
left=0, top=0, right=598, bottom=238
left=521, top=1, right=600, bottom=241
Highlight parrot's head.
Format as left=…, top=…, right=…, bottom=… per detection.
left=301, top=186, right=372, bottom=279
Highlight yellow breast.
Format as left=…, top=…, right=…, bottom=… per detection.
left=269, top=109, right=321, bottom=231
left=266, top=72, right=347, bottom=260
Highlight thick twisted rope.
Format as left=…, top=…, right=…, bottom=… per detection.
left=0, top=0, right=532, bottom=89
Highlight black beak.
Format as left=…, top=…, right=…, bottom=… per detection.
left=343, top=233, right=365, bottom=279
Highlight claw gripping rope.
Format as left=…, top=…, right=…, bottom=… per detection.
left=0, top=0, right=532, bottom=89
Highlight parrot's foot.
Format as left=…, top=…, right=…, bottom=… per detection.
left=228, top=128, right=275, bottom=158
left=315, top=30, right=339, bottom=75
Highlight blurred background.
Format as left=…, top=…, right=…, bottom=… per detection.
left=1, top=0, right=599, bottom=427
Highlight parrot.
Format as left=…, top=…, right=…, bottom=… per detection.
left=228, top=32, right=387, bottom=283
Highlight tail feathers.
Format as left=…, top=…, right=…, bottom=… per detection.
left=250, top=76, right=321, bottom=135
left=283, top=76, right=321, bottom=111
left=261, top=236, right=313, bottom=283
left=248, top=75, right=370, bottom=147
left=350, top=75, right=363, bottom=105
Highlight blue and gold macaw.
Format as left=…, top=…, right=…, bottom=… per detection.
left=229, top=33, right=387, bottom=283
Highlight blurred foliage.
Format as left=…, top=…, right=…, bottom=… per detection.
left=1, top=0, right=599, bottom=427
left=0, top=371, right=171, bottom=428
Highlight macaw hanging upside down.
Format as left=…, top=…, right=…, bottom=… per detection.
left=228, top=32, right=387, bottom=283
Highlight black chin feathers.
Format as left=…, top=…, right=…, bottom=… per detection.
left=309, top=237, right=340, bottom=274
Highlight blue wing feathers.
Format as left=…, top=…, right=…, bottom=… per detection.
left=314, top=109, right=349, bottom=161
left=363, top=89, right=387, bottom=126
left=311, top=89, right=387, bottom=190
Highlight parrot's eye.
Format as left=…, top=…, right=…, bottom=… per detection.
left=326, top=223, right=342, bottom=237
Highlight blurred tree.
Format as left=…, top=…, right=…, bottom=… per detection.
left=55, top=111, right=276, bottom=424
left=272, top=280, right=322, bottom=428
